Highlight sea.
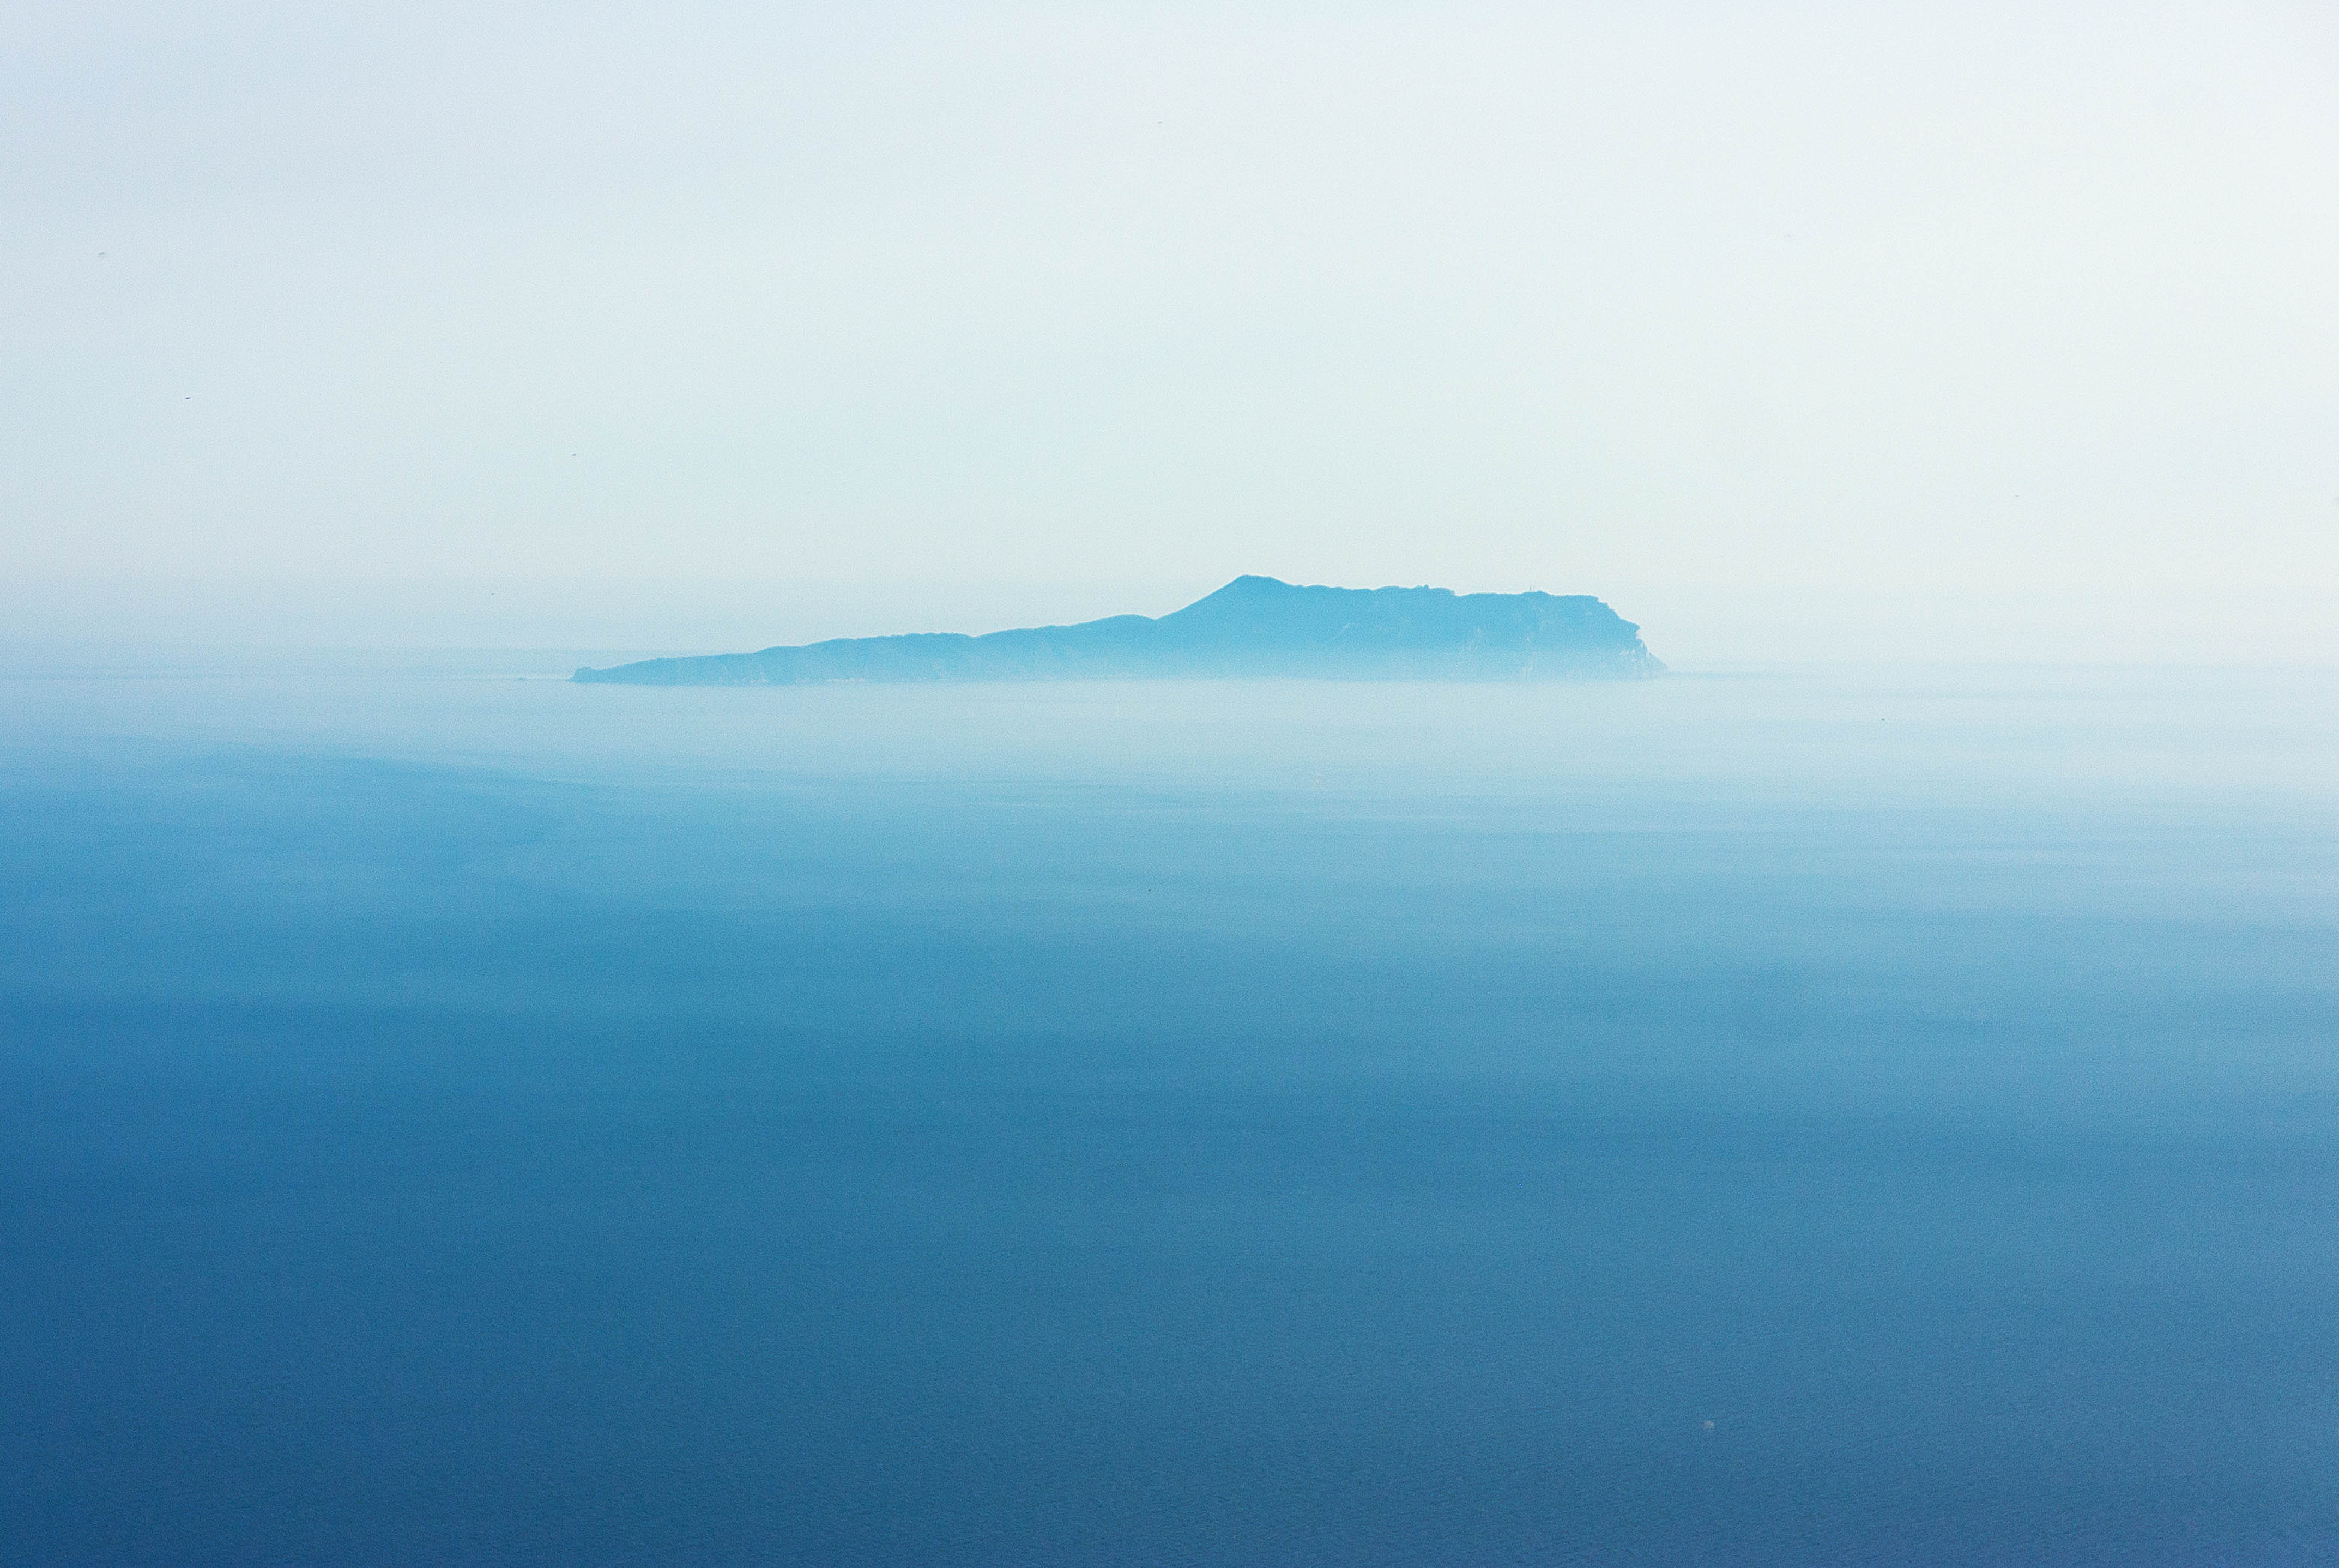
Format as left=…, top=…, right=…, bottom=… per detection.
left=2, top=653, right=2335, bottom=1566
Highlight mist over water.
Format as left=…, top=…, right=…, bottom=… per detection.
left=4, top=658, right=2336, bottom=1565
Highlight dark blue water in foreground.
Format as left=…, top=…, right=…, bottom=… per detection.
left=3, top=662, right=2335, bottom=1565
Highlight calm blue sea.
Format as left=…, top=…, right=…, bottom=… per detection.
left=3, top=658, right=2335, bottom=1566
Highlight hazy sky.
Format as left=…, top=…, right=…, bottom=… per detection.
left=5, top=1, right=2335, bottom=659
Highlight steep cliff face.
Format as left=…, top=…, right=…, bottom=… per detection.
left=573, top=577, right=1664, bottom=685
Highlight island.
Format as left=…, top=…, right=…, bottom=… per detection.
left=572, top=576, right=1663, bottom=685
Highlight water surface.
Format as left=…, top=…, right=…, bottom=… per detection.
left=3, top=659, right=2335, bottom=1565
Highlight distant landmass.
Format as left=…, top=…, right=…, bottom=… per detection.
left=572, top=576, right=1663, bottom=685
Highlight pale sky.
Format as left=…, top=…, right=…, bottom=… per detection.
left=5, top=1, right=2335, bottom=661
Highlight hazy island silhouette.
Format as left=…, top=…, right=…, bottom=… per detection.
left=573, top=575, right=1663, bottom=685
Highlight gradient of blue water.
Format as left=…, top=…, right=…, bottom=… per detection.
left=3, top=662, right=2335, bottom=1565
